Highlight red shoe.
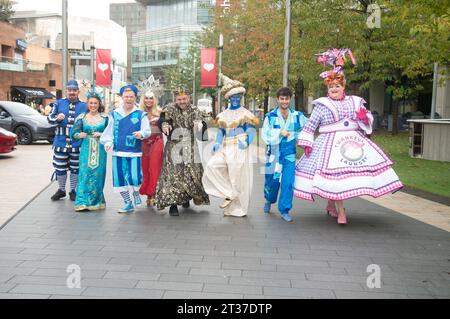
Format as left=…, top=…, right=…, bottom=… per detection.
left=337, top=209, right=347, bottom=225
left=326, top=201, right=338, bottom=218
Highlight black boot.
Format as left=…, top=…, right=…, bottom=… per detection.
left=169, top=205, right=179, bottom=216
left=69, top=190, right=76, bottom=201
left=51, top=189, right=66, bottom=201
left=182, top=201, right=190, bottom=208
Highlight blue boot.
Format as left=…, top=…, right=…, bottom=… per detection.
left=279, top=211, right=293, bottom=222
left=264, top=201, right=271, bottom=214
left=133, top=192, right=143, bottom=207
left=118, top=201, right=134, bottom=214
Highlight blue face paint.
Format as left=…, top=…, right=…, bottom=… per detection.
left=229, top=94, right=242, bottom=110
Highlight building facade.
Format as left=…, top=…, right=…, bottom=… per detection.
left=110, top=2, right=147, bottom=82
left=11, top=11, right=127, bottom=84
left=0, top=20, right=62, bottom=106
left=132, top=0, right=214, bottom=86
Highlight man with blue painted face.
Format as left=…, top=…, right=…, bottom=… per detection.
left=100, top=85, right=151, bottom=213
left=202, top=74, right=259, bottom=217
left=261, top=87, right=308, bottom=222
left=47, top=80, right=87, bottom=201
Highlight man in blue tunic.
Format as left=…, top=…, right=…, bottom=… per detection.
left=47, top=80, right=87, bottom=201
left=261, top=87, right=308, bottom=222
left=100, top=85, right=151, bottom=213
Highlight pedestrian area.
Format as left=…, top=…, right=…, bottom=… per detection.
left=0, top=166, right=449, bottom=299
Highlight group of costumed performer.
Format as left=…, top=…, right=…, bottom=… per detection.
left=293, top=48, right=403, bottom=225
left=202, top=74, right=259, bottom=217
left=154, top=88, right=210, bottom=216
left=100, top=85, right=151, bottom=213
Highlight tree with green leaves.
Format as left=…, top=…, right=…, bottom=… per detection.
left=0, top=0, right=14, bottom=22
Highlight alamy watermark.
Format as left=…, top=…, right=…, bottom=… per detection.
left=66, top=264, right=82, bottom=289
left=366, top=3, right=381, bottom=29
left=366, top=264, right=381, bottom=289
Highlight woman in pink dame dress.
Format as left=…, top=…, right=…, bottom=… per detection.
left=294, top=48, right=403, bottom=225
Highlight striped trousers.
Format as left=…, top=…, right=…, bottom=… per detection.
left=112, top=156, right=142, bottom=193
left=52, top=151, right=80, bottom=176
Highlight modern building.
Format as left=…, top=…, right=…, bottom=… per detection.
left=11, top=11, right=128, bottom=83
left=0, top=20, right=62, bottom=107
left=132, top=0, right=214, bottom=88
left=110, top=2, right=147, bottom=82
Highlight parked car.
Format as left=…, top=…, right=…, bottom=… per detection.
left=0, top=127, right=17, bottom=154
left=0, top=101, right=55, bottom=145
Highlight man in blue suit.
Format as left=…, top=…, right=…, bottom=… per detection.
left=47, top=80, right=87, bottom=201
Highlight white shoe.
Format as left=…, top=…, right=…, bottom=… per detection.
left=220, top=198, right=232, bottom=209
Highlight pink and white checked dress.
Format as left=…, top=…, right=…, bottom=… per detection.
left=294, top=95, right=403, bottom=201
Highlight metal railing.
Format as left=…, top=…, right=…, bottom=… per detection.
left=0, top=56, right=52, bottom=72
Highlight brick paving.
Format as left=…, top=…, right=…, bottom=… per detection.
left=0, top=165, right=449, bottom=299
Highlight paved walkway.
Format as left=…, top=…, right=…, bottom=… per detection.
left=0, top=144, right=53, bottom=226
left=0, top=162, right=449, bottom=299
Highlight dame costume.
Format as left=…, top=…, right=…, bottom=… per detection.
left=294, top=48, right=403, bottom=202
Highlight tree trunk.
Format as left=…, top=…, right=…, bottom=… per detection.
left=263, top=93, right=269, bottom=116
left=295, top=78, right=305, bottom=112
left=391, top=98, right=399, bottom=135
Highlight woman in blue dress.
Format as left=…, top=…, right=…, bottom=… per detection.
left=71, top=90, right=108, bottom=211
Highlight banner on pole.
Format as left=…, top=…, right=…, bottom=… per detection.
left=95, top=49, right=111, bottom=86
left=200, top=48, right=217, bottom=88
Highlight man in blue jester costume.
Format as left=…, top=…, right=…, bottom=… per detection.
left=47, top=79, right=87, bottom=201
left=100, top=85, right=151, bottom=213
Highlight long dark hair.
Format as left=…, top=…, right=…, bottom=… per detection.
left=87, top=96, right=105, bottom=113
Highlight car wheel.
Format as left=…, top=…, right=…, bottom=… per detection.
left=15, top=126, right=33, bottom=145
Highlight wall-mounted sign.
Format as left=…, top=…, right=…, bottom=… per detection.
left=16, top=39, right=28, bottom=51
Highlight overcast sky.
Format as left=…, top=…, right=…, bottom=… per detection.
left=13, top=0, right=136, bottom=20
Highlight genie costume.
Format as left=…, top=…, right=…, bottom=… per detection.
left=202, top=75, right=259, bottom=217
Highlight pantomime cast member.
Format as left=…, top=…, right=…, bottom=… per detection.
left=47, top=80, right=86, bottom=201
left=71, top=88, right=108, bottom=211
left=202, top=75, right=259, bottom=217
left=262, top=87, right=308, bottom=222
left=294, top=48, right=403, bottom=225
left=138, top=90, right=164, bottom=207
left=100, top=85, right=151, bottom=213
left=155, top=88, right=210, bottom=216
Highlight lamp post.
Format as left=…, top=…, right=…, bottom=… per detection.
left=431, top=62, right=438, bottom=119
left=218, top=33, right=224, bottom=112
left=62, top=0, right=68, bottom=91
left=282, top=0, right=291, bottom=87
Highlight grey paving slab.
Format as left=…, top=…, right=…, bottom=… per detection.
left=82, top=287, right=163, bottom=298
left=158, top=274, right=229, bottom=284
left=137, top=280, right=203, bottom=291
left=10, top=284, right=86, bottom=296
left=263, top=286, right=336, bottom=298
left=0, top=164, right=449, bottom=299
left=162, top=291, right=243, bottom=299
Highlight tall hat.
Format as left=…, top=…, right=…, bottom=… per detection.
left=315, top=48, right=356, bottom=85
left=220, top=74, right=246, bottom=99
